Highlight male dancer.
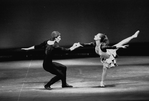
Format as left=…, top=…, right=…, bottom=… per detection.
left=22, top=31, right=81, bottom=89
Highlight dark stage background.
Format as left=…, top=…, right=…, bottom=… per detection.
left=0, top=0, right=149, bottom=60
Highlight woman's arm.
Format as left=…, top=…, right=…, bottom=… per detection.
left=101, top=45, right=117, bottom=52
left=101, top=44, right=128, bottom=52
left=81, top=42, right=95, bottom=47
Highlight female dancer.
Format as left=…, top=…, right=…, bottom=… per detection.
left=22, top=31, right=81, bottom=90
left=81, top=30, right=139, bottom=87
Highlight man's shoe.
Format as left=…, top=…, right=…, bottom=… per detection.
left=62, top=84, right=73, bottom=88
left=44, top=85, right=52, bottom=90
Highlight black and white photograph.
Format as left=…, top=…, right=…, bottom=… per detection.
left=0, top=0, right=149, bottom=101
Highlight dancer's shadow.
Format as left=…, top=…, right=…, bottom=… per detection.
left=39, top=84, right=117, bottom=90
left=91, top=84, right=116, bottom=88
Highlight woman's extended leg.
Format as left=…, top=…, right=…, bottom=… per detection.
left=114, top=30, right=139, bottom=47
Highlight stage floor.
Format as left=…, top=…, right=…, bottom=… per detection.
left=0, top=56, right=149, bottom=101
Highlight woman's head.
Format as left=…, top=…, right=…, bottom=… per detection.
left=50, top=31, right=61, bottom=43
left=94, top=33, right=109, bottom=44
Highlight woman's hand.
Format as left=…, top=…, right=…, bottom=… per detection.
left=117, top=45, right=129, bottom=49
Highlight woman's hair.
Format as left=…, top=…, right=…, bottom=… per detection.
left=50, top=31, right=61, bottom=41
left=98, top=33, right=109, bottom=44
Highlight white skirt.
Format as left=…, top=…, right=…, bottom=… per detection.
left=101, top=49, right=117, bottom=68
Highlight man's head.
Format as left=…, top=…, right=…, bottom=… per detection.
left=51, top=31, right=61, bottom=43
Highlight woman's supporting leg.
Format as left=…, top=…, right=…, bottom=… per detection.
left=100, top=66, right=108, bottom=87
left=114, top=30, right=139, bottom=47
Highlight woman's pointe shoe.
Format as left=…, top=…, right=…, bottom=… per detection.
left=100, top=82, right=105, bottom=87
left=132, top=30, right=139, bottom=38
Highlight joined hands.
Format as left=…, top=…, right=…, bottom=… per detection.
left=70, top=42, right=82, bottom=51
left=72, top=42, right=82, bottom=48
